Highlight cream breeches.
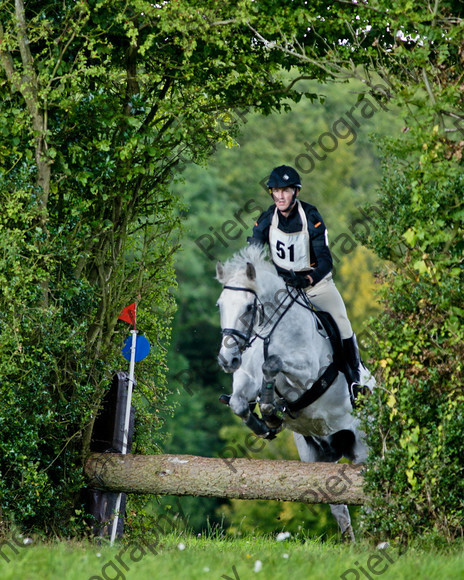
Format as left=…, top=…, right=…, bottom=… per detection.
left=304, top=273, right=353, bottom=339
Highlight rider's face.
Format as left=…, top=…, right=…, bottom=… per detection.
left=271, top=187, right=297, bottom=214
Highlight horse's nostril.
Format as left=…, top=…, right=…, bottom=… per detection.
left=231, top=357, right=240, bottom=369
left=217, top=353, right=241, bottom=373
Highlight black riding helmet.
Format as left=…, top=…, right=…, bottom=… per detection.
left=266, top=166, right=301, bottom=212
left=266, top=165, right=302, bottom=190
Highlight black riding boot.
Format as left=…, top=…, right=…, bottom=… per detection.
left=342, top=333, right=361, bottom=387
left=342, top=334, right=370, bottom=405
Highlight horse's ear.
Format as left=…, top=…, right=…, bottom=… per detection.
left=216, top=261, right=225, bottom=282
left=246, top=262, right=256, bottom=281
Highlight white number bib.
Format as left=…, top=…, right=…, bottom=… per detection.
left=269, top=200, right=311, bottom=272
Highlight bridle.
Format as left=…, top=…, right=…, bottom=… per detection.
left=220, top=284, right=297, bottom=357
left=220, top=285, right=263, bottom=353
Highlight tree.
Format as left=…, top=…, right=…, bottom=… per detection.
left=0, top=0, right=332, bottom=534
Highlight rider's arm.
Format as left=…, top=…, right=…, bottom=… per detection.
left=247, top=206, right=274, bottom=245
left=306, top=208, right=333, bottom=286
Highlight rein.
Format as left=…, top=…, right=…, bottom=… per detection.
left=257, top=285, right=299, bottom=360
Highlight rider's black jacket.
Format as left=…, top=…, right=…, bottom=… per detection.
left=248, top=200, right=333, bottom=288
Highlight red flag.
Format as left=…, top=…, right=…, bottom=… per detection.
left=118, top=302, right=137, bottom=328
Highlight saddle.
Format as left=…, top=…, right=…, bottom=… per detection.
left=312, top=309, right=344, bottom=372
left=312, top=307, right=370, bottom=407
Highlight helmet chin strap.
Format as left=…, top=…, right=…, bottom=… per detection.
left=291, top=187, right=298, bottom=206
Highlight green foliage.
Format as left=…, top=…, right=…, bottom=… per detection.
left=359, top=282, right=464, bottom=542
left=358, top=146, right=464, bottom=541
left=0, top=0, right=322, bottom=535
left=355, top=38, right=464, bottom=541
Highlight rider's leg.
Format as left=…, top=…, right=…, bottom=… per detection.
left=304, top=274, right=364, bottom=389
left=304, top=273, right=353, bottom=338
left=341, top=333, right=362, bottom=387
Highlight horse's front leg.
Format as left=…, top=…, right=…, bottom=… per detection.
left=349, top=422, right=369, bottom=465
left=227, top=368, right=279, bottom=439
left=258, top=355, right=285, bottom=429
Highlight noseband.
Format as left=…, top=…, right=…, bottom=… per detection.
left=221, top=285, right=263, bottom=353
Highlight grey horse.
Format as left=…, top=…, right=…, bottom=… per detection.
left=216, top=245, right=370, bottom=541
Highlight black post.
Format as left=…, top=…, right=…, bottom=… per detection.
left=84, top=371, right=135, bottom=539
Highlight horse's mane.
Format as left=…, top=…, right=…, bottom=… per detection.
left=218, top=244, right=277, bottom=284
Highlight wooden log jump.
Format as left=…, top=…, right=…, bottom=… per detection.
left=85, top=453, right=367, bottom=505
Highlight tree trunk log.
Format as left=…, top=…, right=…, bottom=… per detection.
left=85, top=453, right=367, bottom=505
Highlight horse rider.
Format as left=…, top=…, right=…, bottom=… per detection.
left=248, top=164, right=367, bottom=394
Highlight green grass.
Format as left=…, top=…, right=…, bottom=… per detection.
left=1, top=534, right=464, bottom=580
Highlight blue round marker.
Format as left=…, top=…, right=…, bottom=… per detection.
left=121, top=334, right=151, bottom=362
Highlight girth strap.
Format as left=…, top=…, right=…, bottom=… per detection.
left=277, top=362, right=339, bottom=413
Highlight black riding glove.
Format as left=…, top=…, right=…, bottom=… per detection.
left=284, top=270, right=310, bottom=289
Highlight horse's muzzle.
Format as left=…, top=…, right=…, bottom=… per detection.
left=217, top=349, right=241, bottom=373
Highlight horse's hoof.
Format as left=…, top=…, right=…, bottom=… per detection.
left=218, top=394, right=231, bottom=406
left=260, top=402, right=275, bottom=415
left=263, top=416, right=283, bottom=430
left=341, top=526, right=356, bottom=543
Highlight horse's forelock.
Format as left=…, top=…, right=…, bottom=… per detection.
left=218, top=245, right=275, bottom=285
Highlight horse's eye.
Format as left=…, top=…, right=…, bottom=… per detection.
left=246, top=304, right=254, bottom=312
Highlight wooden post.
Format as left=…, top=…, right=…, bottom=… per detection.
left=85, top=453, right=367, bottom=505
